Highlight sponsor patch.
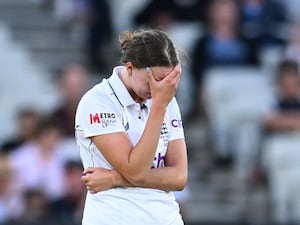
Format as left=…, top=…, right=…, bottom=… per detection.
left=171, top=119, right=182, bottom=128
left=160, top=121, right=169, bottom=147
left=89, top=113, right=117, bottom=127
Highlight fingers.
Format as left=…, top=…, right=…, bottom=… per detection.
left=147, top=64, right=182, bottom=85
left=86, top=186, right=97, bottom=194
left=146, top=66, right=156, bottom=83
left=168, top=64, right=182, bottom=81
left=81, top=170, right=92, bottom=184
left=164, top=64, right=182, bottom=88
left=161, top=64, right=181, bottom=83
left=83, top=177, right=96, bottom=192
left=89, top=189, right=98, bottom=194
left=173, top=63, right=182, bottom=74
left=81, top=167, right=112, bottom=194
left=83, top=167, right=95, bottom=175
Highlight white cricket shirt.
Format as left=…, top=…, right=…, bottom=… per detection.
left=75, top=66, right=185, bottom=225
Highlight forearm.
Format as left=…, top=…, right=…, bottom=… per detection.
left=265, top=116, right=300, bottom=131
left=142, top=167, right=187, bottom=191
left=126, top=104, right=166, bottom=182
left=113, top=166, right=187, bottom=192
left=91, top=65, right=181, bottom=185
left=125, top=63, right=181, bottom=181
left=92, top=103, right=168, bottom=185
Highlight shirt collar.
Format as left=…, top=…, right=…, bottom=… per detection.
left=108, top=66, right=152, bottom=108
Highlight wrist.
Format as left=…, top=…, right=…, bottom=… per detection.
left=151, top=102, right=167, bottom=113
left=110, top=170, right=122, bottom=187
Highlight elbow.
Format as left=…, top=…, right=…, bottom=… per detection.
left=126, top=171, right=148, bottom=186
left=175, top=184, right=186, bottom=192
left=173, top=174, right=188, bottom=191
left=128, top=176, right=146, bottom=186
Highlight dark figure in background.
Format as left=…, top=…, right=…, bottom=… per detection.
left=239, top=0, right=288, bottom=48
left=8, top=118, right=65, bottom=202
left=263, top=60, right=300, bottom=133
left=51, top=64, right=89, bottom=138
left=191, top=0, right=260, bottom=114
left=50, top=160, right=86, bottom=225
left=134, top=0, right=208, bottom=28
left=0, top=109, right=40, bottom=155
left=17, top=189, right=52, bottom=225
left=86, top=0, right=113, bottom=72
left=261, top=60, right=300, bottom=224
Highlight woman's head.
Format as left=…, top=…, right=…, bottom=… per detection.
left=119, top=28, right=179, bottom=68
left=118, top=28, right=180, bottom=102
left=207, top=0, right=239, bottom=30
left=276, top=59, right=300, bottom=99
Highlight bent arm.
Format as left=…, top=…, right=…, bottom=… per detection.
left=264, top=112, right=300, bottom=131
left=92, top=103, right=166, bottom=185
left=129, top=139, right=188, bottom=191
left=91, top=65, right=181, bottom=185
left=84, top=139, right=188, bottom=192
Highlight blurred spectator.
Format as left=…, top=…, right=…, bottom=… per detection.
left=0, top=155, right=23, bottom=224
left=0, top=109, right=40, bottom=155
left=8, top=118, right=66, bottom=202
left=50, top=160, right=86, bottom=225
left=52, top=0, right=113, bottom=72
left=16, top=189, right=54, bottom=225
left=262, top=59, right=300, bottom=224
left=239, top=0, right=288, bottom=48
left=51, top=63, right=89, bottom=138
left=191, top=0, right=260, bottom=115
left=285, top=22, right=300, bottom=65
left=53, top=0, right=89, bottom=27
left=134, top=0, right=208, bottom=28
left=50, top=63, right=89, bottom=164
left=281, top=0, right=300, bottom=22
left=85, top=0, right=113, bottom=72
left=263, top=60, right=300, bottom=133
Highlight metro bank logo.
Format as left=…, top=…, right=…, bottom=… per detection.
left=90, top=113, right=101, bottom=124
left=89, top=113, right=116, bottom=124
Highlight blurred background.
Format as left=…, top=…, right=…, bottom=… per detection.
left=1, top=0, right=300, bottom=224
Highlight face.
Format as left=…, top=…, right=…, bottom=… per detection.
left=19, top=113, right=39, bottom=140
left=61, top=64, right=89, bottom=104
left=0, top=161, right=12, bottom=193
left=64, top=166, right=85, bottom=197
left=129, top=65, right=174, bottom=102
left=39, top=127, right=62, bottom=151
left=279, top=72, right=300, bottom=99
left=210, top=0, right=238, bottom=28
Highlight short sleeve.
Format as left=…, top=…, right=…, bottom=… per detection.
left=167, top=98, right=185, bottom=141
left=75, top=91, right=125, bottom=138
